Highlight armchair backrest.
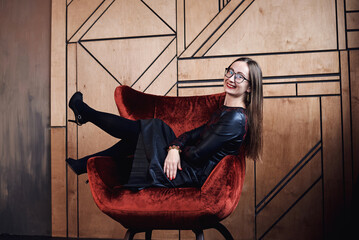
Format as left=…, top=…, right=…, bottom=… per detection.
left=115, top=86, right=225, bottom=136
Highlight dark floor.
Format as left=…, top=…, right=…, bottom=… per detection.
left=0, top=235, right=120, bottom=240
left=0, top=236, right=63, bottom=240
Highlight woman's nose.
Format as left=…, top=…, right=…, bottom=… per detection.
left=228, top=75, right=235, bottom=82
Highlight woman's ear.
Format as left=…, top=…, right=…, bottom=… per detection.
left=246, top=86, right=251, bottom=93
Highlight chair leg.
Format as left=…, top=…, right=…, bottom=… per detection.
left=193, top=229, right=204, bottom=240
left=124, top=229, right=152, bottom=240
left=124, top=229, right=135, bottom=240
left=145, top=230, right=152, bottom=240
left=212, top=222, right=234, bottom=240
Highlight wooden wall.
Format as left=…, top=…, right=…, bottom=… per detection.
left=51, top=0, right=359, bottom=239
left=0, top=0, right=51, bottom=236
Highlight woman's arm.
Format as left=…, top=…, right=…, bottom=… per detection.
left=169, top=124, right=206, bottom=149
left=164, top=124, right=206, bottom=180
left=182, top=111, right=246, bottom=167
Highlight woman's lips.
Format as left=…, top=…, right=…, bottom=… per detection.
left=226, top=82, right=236, bottom=89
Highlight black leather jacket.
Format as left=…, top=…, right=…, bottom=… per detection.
left=171, top=105, right=248, bottom=184
left=124, top=105, right=247, bottom=190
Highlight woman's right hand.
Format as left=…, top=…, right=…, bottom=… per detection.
left=163, top=149, right=182, bottom=180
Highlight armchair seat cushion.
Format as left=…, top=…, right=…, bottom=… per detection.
left=87, top=153, right=245, bottom=229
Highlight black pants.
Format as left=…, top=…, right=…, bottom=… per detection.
left=77, top=102, right=141, bottom=182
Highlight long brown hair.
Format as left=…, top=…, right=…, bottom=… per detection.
left=229, top=57, right=263, bottom=162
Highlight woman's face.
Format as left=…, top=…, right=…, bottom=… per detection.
left=223, top=61, right=251, bottom=98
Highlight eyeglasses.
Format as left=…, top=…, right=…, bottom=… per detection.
left=224, top=68, right=250, bottom=84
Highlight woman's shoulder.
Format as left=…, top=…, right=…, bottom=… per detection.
left=218, top=106, right=247, bottom=128
left=220, top=106, right=246, bottom=120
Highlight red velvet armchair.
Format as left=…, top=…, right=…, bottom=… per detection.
left=87, top=85, right=246, bottom=240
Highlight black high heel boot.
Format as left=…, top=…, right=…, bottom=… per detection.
left=68, top=92, right=87, bottom=125
left=66, top=158, right=87, bottom=175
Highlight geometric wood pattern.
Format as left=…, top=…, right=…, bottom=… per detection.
left=205, top=0, right=337, bottom=56
left=51, top=0, right=359, bottom=239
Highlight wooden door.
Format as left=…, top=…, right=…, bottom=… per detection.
left=51, top=0, right=359, bottom=239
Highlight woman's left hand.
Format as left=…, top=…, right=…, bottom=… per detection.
left=163, top=149, right=182, bottom=180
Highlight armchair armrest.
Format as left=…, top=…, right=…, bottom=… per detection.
left=201, top=155, right=246, bottom=220
left=87, top=156, right=123, bottom=190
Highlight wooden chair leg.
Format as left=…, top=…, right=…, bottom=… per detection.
left=193, top=229, right=204, bottom=240
left=212, top=222, right=234, bottom=240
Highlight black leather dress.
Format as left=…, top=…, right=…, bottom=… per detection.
left=123, top=105, right=248, bottom=190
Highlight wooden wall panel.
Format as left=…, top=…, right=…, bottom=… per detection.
left=67, top=0, right=113, bottom=43
left=51, top=128, right=67, bottom=237
left=76, top=42, right=123, bottom=238
left=337, top=0, right=346, bottom=49
left=51, top=0, right=66, bottom=127
left=132, top=39, right=177, bottom=93
left=346, top=0, right=359, bottom=11
left=81, top=36, right=174, bottom=87
left=347, top=12, right=359, bottom=30
left=257, top=153, right=322, bottom=239
left=257, top=52, right=339, bottom=77
left=176, top=0, right=185, bottom=55
left=184, top=0, right=218, bottom=48
left=82, top=0, right=174, bottom=40
left=144, top=57, right=178, bottom=95
left=178, top=86, right=223, bottom=97
left=193, top=0, right=253, bottom=57
left=67, top=0, right=103, bottom=41
left=264, top=75, right=339, bottom=84
left=347, top=32, right=359, bottom=49
left=50, top=0, right=358, bottom=239
left=321, top=96, right=344, bottom=238
left=166, top=85, right=178, bottom=97
left=179, top=0, right=248, bottom=58
left=143, top=0, right=176, bottom=31
left=178, top=52, right=339, bottom=81
left=350, top=50, right=359, bottom=194
left=51, top=0, right=66, bottom=236
left=205, top=0, right=337, bottom=56
left=263, top=84, right=296, bottom=97
left=297, top=82, right=340, bottom=96
left=75, top=45, right=122, bottom=119
left=66, top=43, right=78, bottom=238
left=262, top=182, right=323, bottom=240
left=258, top=98, right=321, bottom=206
left=346, top=1, right=359, bottom=50
left=340, top=51, right=353, bottom=214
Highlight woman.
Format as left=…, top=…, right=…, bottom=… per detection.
left=66, top=57, right=263, bottom=190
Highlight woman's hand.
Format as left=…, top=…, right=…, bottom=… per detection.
left=163, top=149, right=182, bottom=180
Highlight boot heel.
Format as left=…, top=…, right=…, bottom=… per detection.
left=68, top=119, right=82, bottom=126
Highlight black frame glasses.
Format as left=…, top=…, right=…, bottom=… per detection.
left=224, top=68, right=250, bottom=84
